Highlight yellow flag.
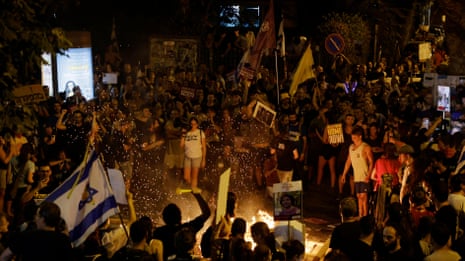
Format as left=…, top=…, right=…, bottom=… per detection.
left=289, top=45, right=315, bottom=96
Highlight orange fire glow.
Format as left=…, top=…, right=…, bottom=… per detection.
left=245, top=210, right=328, bottom=260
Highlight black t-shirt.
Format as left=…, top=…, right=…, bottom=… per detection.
left=272, top=137, right=298, bottom=171
left=9, top=229, right=72, bottom=261
left=112, top=130, right=131, bottom=162
left=344, top=239, right=376, bottom=261
left=378, top=248, right=410, bottom=261
left=329, top=220, right=361, bottom=254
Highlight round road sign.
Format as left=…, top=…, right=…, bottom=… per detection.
left=325, top=33, right=345, bottom=56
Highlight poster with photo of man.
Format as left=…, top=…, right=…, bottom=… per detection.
left=253, top=101, right=276, bottom=128
left=437, top=85, right=450, bottom=112
left=273, top=181, right=303, bottom=221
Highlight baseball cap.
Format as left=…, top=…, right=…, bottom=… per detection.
left=398, top=144, right=414, bottom=155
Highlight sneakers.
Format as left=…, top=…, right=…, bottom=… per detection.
left=175, top=187, right=203, bottom=194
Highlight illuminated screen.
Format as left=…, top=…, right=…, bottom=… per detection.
left=219, top=5, right=260, bottom=28
left=56, top=48, right=94, bottom=100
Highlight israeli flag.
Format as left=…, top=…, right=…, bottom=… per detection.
left=45, top=150, right=119, bottom=247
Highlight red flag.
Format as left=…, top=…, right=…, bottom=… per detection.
left=277, top=18, right=285, bottom=57
left=248, top=0, right=276, bottom=70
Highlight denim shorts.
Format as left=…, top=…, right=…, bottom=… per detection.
left=184, top=157, right=202, bottom=168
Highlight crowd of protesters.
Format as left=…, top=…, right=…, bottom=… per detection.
left=0, top=20, right=463, bottom=259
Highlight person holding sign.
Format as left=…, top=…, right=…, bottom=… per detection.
left=315, top=106, right=339, bottom=190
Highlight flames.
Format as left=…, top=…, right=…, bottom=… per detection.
left=250, top=209, right=276, bottom=229
left=244, top=210, right=327, bottom=260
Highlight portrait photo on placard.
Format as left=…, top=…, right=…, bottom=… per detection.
left=253, top=101, right=276, bottom=128
left=273, top=181, right=303, bottom=221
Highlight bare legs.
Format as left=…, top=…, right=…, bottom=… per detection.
left=357, top=192, right=368, bottom=217
left=339, top=175, right=355, bottom=196
left=317, top=156, right=337, bottom=188
left=184, top=167, right=200, bottom=190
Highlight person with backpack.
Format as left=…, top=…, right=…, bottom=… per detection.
left=180, top=117, right=207, bottom=193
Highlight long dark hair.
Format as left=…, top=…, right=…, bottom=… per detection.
left=226, top=191, right=237, bottom=217
left=383, top=142, right=398, bottom=159
left=18, top=143, right=33, bottom=167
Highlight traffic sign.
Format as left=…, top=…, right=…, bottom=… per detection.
left=325, top=33, right=345, bottom=55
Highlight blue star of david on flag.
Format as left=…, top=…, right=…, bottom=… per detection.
left=79, top=186, right=98, bottom=210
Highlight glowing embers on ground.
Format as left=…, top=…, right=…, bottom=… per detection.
left=246, top=210, right=327, bottom=259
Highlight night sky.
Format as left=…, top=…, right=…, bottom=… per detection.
left=57, top=0, right=341, bottom=65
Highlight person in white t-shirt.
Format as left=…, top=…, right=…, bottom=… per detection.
left=424, top=222, right=461, bottom=261
left=180, top=117, right=206, bottom=193
left=448, top=174, right=465, bottom=215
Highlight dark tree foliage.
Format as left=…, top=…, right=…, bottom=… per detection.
left=0, top=0, right=74, bottom=95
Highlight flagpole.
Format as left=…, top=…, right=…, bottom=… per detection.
left=98, top=152, right=130, bottom=244
left=278, top=16, right=287, bottom=80
left=67, top=143, right=94, bottom=198
left=275, top=49, right=280, bottom=105
left=283, top=55, right=288, bottom=80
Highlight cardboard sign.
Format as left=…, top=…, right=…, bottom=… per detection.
left=102, top=73, right=118, bottom=85
left=107, top=168, right=128, bottom=205
left=327, top=123, right=344, bottom=145
left=13, top=84, right=46, bottom=105
left=239, top=66, right=255, bottom=80
left=423, top=73, right=437, bottom=89
left=418, top=42, right=432, bottom=62
left=180, top=87, right=196, bottom=98
left=253, top=101, right=276, bottom=128
left=215, top=168, right=231, bottom=224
